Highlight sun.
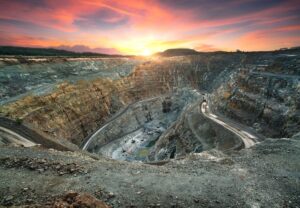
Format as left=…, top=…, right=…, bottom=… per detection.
left=141, top=49, right=151, bottom=56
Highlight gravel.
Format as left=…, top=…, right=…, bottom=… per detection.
left=0, top=134, right=299, bottom=207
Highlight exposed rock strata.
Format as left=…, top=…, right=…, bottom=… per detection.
left=211, top=53, right=300, bottom=138
left=1, top=51, right=299, bottom=149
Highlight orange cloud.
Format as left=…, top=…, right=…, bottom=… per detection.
left=195, top=44, right=221, bottom=52
left=236, top=29, right=300, bottom=51
left=0, top=34, right=64, bottom=47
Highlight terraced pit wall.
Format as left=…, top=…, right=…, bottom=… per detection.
left=210, top=53, right=300, bottom=138
left=3, top=52, right=296, bottom=148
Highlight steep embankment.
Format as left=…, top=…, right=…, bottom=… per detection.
left=1, top=51, right=299, bottom=150
left=210, top=53, right=300, bottom=138
left=1, top=54, right=245, bottom=147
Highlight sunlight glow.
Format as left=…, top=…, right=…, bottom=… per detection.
left=141, top=49, right=152, bottom=56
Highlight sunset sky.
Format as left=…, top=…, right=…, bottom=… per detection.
left=0, top=0, right=300, bottom=55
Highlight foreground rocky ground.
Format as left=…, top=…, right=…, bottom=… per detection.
left=0, top=133, right=299, bottom=207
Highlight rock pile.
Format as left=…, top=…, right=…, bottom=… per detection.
left=52, top=191, right=110, bottom=208
left=0, top=157, right=87, bottom=175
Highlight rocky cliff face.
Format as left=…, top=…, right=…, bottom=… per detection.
left=0, top=58, right=140, bottom=145
left=0, top=58, right=139, bottom=104
left=0, top=54, right=243, bottom=146
left=210, top=53, right=300, bottom=138
left=1, top=51, right=299, bottom=148
left=151, top=100, right=243, bottom=161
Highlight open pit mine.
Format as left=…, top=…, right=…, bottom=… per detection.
left=0, top=48, right=299, bottom=207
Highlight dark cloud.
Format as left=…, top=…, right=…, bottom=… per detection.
left=0, top=18, right=57, bottom=37
left=159, top=0, right=291, bottom=20
left=0, top=0, right=48, bottom=11
left=74, top=8, right=129, bottom=30
left=0, top=18, right=42, bottom=29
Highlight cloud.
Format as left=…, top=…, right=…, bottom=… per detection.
left=74, top=8, right=129, bottom=30
left=234, top=26, right=300, bottom=51
left=160, top=0, right=282, bottom=19
left=0, top=0, right=299, bottom=53
left=0, top=32, right=63, bottom=47
left=195, top=44, right=221, bottom=52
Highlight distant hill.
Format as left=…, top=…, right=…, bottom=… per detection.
left=155, top=48, right=200, bottom=57
left=0, top=46, right=123, bottom=57
left=156, top=47, right=300, bottom=57
left=55, top=45, right=120, bottom=55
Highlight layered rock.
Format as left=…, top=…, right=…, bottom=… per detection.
left=1, top=54, right=244, bottom=146
left=211, top=53, right=300, bottom=138
left=1, top=50, right=299, bottom=149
